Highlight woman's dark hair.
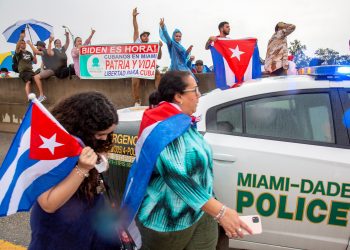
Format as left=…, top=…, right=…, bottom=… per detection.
left=149, top=71, right=191, bottom=106
left=74, top=36, right=81, bottom=46
left=51, top=91, right=118, bottom=201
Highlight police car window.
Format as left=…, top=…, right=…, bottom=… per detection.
left=209, top=104, right=242, bottom=134
left=245, top=93, right=335, bottom=143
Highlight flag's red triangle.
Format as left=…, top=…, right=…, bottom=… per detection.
left=30, top=103, right=82, bottom=160
left=214, top=38, right=257, bottom=83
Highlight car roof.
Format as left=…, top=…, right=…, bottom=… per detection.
left=195, top=75, right=350, bottom=130
left=197, top=75, right=350, bottom=111
left=117, top=75, right=350, bottom=124
left=117, top=106, right=147, bottom=122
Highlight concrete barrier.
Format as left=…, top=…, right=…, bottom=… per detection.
left=0, top=74, right=216, bottom=132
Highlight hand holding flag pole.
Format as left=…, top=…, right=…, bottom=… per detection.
left=1, top=93, right=139, bottom=248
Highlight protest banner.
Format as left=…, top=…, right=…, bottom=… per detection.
left=79, top=43, right=159, bottom=79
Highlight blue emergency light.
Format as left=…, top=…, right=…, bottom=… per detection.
left=298, top=65, right=350, bottom=80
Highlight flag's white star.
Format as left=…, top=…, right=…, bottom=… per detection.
left=39, top=133, right=64, bottom=155
left=230, top=45, right=245, bottom=60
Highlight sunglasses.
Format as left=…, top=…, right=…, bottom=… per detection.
left=183, top=86, right=200, bottom=96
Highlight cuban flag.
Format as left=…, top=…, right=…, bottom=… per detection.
left=0, top=98, right=82, bottom=216
left=121, top=102, right=191, bottom=225
left=210, top=38, right=261, bottom=89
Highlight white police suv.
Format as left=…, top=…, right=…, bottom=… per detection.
left=108, top=66, right=350, bottom=250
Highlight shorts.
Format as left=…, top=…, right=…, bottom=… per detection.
left=19, top=71, right=35, bottom=83
left=38, top=69, right=55, bottom=79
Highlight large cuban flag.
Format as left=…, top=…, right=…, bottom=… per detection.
left=210, top=38, right=261, bottom=89
left=0, top=98, right=82, bottom=216
left=121, top=102, right=192, bottom=225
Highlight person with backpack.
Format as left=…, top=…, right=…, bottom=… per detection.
left=15, top=31, right=45, bottom=101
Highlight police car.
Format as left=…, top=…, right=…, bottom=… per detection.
left=108, top=66, right=350, bottom=250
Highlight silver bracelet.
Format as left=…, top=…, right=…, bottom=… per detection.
left=75, top=165, right=89, bottom=178
left=214, top=205, right=227, bottom=222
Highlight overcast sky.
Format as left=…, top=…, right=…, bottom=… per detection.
left=0, top=0, right=349, bottom=68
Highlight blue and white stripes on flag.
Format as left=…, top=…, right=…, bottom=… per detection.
left=0, top=102, right=80, bottom=217
left=210, top=38, right=261, bottom=89
left=121, top=113, right=191, bottom=225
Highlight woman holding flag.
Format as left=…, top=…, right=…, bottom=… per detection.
left=123, top=71, right=252, bottom=249
left=28, top=92, right=120, bottom=249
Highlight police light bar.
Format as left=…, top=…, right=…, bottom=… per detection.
left=298, top=65, right=350, bottom=80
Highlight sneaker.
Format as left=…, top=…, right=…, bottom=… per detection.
left=38, top=95, right=47, bottom=103
left=134, top=102, right=141, bottom=107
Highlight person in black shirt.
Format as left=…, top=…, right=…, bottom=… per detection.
left=28, top=31, right=70, bottom=102
left=15, top=31, right=45, bottom=101
left=51, top=31, right=71, bottom=78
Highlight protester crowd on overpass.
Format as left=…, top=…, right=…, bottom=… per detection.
left=3, top=7, right=298, bottom=105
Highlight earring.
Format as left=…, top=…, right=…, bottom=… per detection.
left=180, top=101, right=183, bottom=105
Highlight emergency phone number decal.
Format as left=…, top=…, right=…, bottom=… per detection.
left=108, top=133, right=138, bottom=168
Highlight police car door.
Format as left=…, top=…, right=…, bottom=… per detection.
left=204, top=89, right=350, bottom=250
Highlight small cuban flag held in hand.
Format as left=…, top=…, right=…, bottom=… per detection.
left=0, top=94, right=82, bottom=217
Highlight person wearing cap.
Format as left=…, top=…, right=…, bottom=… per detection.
left=27, top=37, right=56, bottom=102
left=136, top=31, right=150, bottom=44
left=264, top=22, right=296, bottom=76
left=187, top=56, right=211, bottom=74
left=15, top=31, right=45, bottom=101
left=193, top=59, right=204, bottom=74
left=132, top=7, right=163, bottom=106
left=29, top=30, right=71, bottom=100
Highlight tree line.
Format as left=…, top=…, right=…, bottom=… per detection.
left=288, top=39, right=350, bottom=68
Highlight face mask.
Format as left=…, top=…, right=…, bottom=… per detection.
left=0, top=73, right=5, bottom=77
left=95, top=154, right=109, bottom=173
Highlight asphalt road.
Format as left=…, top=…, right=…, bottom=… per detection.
left=0, top=132, right=30, bottom=248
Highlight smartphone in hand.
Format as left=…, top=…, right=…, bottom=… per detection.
left=239, top=215, right=262, bottom=235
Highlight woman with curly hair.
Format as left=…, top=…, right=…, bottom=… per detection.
left=28, top=91, right=120, bottom=250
